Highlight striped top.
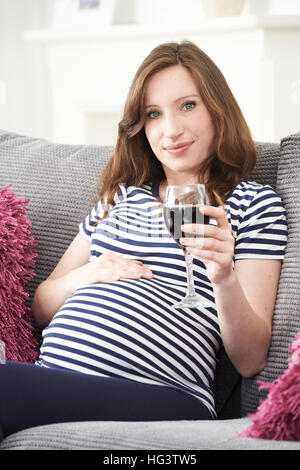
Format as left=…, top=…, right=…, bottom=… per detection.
left=37, top=179, right=287, bottom=417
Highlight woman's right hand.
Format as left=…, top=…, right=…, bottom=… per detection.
left=63, top=251, right=153, bottom=294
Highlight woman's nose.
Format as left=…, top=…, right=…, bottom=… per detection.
left=163, top=113, right=183, bottom=139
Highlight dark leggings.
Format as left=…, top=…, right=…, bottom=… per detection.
left=0, top=362, right=213, bottom=442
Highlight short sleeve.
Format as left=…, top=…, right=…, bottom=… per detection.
left=79, top=184, right=128, bottom=242
left=79, top=200, right=105, bottom=241
left=233, top=184, right=288, bottom=260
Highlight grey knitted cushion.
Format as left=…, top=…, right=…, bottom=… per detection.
left=250, top=141, right=280, bottom=188
left=0, top=130, right=113, bottom=307
left=2, top=418, right=300, bottom=450
left=241, top=132, right=300, bottom=415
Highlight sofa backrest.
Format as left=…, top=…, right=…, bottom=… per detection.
left=0, top=129, right=299, bottom=418
left=0, top=131, right=113, bottom=304
left=241, top=132, right=300, bottom=415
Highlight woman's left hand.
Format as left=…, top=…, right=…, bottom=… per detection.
left=180, top=205, right=235, bottom=284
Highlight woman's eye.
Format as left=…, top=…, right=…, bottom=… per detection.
left=147, top=110, right=160, bottom=119
left=183, top=102, right=195, bottom=111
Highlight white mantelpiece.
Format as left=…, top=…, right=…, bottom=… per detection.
left=24, top=15, right=300, bottom=145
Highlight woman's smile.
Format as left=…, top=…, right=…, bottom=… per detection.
left=163, top=140, right=194, bottom=156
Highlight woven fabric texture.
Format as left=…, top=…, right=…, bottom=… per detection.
left=241, top=132, right=300, bottom=415
left=1, top=418, right=300, bottom=450
left=250, top=142, right=280, bottom=188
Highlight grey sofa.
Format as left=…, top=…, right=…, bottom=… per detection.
left=0, top=129, right=299, bottom=450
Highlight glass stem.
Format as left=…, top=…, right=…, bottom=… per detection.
left=0, top=340, right=5, bottom=364
left=184, top=250, right=196, bottom=297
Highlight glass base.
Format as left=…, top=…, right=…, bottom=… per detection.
left=172, top=294, right=211, bottom=309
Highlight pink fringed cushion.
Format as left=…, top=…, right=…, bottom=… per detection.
left=240, top=332, right=300, bottom=441
left=0, top=185, right=39, bottom=362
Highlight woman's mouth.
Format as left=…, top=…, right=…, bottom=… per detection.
left=164, top=141, right=193, bottom=155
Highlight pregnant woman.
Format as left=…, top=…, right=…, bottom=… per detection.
left=0, top=40, right=287, bottom=441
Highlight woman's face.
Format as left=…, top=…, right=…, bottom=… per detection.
left=144, top=64, right=215, bottom=185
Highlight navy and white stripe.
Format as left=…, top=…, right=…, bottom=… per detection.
left=38, top=179, right=287, bottom=418
left=226, top=180, right=287, bottom=259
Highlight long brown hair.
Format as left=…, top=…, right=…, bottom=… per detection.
left=98, top=40, right=256, bottom=206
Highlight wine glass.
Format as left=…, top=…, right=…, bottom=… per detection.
left=0, top=340, right=5, bottom=364
left=163, top=184, right=211, bottom=309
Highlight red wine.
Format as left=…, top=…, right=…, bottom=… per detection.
left=163, top=204, right=209, bottom=245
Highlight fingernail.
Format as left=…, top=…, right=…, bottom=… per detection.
left=133, top=272, right=141, bottom=277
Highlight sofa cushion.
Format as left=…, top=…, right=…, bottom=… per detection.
left=241, top=132, right=300, bottom=415
left=1, top=417, right=299, bottom=450
left=250, top=141, right=281, bottom=189
left=0, top=185, right=38, bottom=362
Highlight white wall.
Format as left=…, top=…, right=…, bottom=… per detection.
left=268, top=0, right=300, bottom=15
left=0, top=0, right=300, bottom=143
left=0, top=0, right=54, bottom=139
left=133, top=0, right=300, bottom=22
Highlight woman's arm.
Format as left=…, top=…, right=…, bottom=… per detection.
left=211, top=257, right=281, bottom=377
left=32, top=233, right=91, bottom=326
left=32, top=232, right=153, bottom=327
left=181, top=206, right=282, bottom=377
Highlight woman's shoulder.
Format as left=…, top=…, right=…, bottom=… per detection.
left=225, top=178, right=286, bottom=224
left=226, top=178, right=281, bottom=205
